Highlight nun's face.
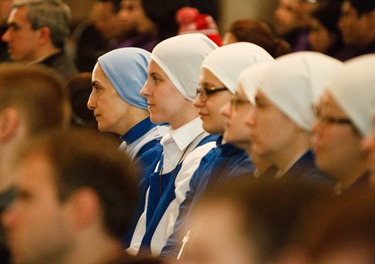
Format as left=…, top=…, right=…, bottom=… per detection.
left=247, top=90, right=300, bottom=161
left=194, top=68, right=231, bottom=134
left=221, top=84, right=252, bottom=150
left=88, top=63, right=132, bottom=135
left=312, top=91, right=365, bottom=181
left=141, top=60, right=192, bottom=128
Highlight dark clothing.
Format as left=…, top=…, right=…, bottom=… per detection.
left=115, top=33, right=156, bottom=53
left=283, top=28, right=311, bottom=52
left=335, top=39, right=375, bottom=61
left=280, top=150, right=334, bottom=186
left=39, top=51, right=78, bottom=81
left=74, top=22, right=107, bottom=72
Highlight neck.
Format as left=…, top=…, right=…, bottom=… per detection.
left=271, top=133, right=311, bottom=173
left=30, top=45, right=61, bottom=64
left=335, top=160, right=368, bottom=192
left=169, top=105, right=199, bottom=130
left=57, top=233, right=123, bottom=264
left=118, top=108, right=149, bottom=135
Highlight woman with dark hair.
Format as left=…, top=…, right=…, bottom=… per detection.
left=223, top=19, right=291, bottom=58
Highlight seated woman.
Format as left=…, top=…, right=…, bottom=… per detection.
left=247, top=51, right=342, bottom=183
left=127, top=33, right=218, bottom=256
left=88, top=47, right=168, bottom=165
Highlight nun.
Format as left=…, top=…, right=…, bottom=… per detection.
left=88, top=47, right=168, bottom=161
left=247, top=51, right=342, bottom=183
left=128, top=33, right=218, bottom=256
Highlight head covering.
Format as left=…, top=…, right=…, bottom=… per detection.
left=176, top=7, right=222, bottom=46
left=201, top=42, right=275, bottom=94
left=150, top=33, right=218, bottom=101
left=326, top=54, right=375, bottom=136
left=258, top=51, right=343, bottom=131
left=240, top=62, right=274, bottom=105
left=98, top=47, right=150, bottom=110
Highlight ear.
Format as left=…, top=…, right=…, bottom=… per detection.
left=0, top=108, right=20, bottom=143
left=38, top=26, right=52, bottom=46
left=66, top=188, right=101, bottom=231
left=369, top=9, right=375, bottom=25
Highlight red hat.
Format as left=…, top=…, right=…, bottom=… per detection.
left=176, top=7, right=222, bottom=46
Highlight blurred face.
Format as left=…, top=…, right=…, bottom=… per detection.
left=246, top=90, right=300, bottom=161
left=297, top=1, right=318, bottom=27
left=309, top=18, right=335, bottom=53
left=312, top=91, right=365, bottom=180
left=88, top=63, right=133, bottom=135
left=274, top=0, right=299, bottom=35
left=221, top=84, right=252, bottom=149
left=2, top=152, right=74, bottom=264
left=193, top=68, right=231, bottom=134
left=141, top=60, right=191, bottom=128
left=338, top=1, right=369, bottom=47
left=118, top=0, right=148, bottom=33
left=2, top=7, right=40, bottom=62
left=94, top=1, right=123, bottom=40
left=180, top=201, right=258, bottom=264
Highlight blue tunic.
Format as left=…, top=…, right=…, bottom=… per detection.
left=281, top=150, right=333, bottom=185
left=161, top=136, right=256, bottom=257
left=127, top=132, right=218, bottom=255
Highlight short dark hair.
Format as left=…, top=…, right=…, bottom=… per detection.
left=0, top=63, right=70, bottom=135
left=98, top=0, right=122, bottom=13
left=14, top=128, right=139, bottom=239
left=346, top=0, right=375, bottom=16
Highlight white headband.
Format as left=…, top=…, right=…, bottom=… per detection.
left=239, top=62, right=274, bottom=105
left=201, top=42, right=274, bottom=93
left=327, top=54, right=375, bottom=136
left=150, top=33, right=218, bottom=101
left=259, top=51, right=343, bottom=131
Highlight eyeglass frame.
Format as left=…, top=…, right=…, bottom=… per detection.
left=230, top=94, right=251, bottom=110
left=312, top=105, right=353, bottom=126
left=196, top=86, right=228, bottom=102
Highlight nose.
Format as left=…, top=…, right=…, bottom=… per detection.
left=2, top=28, right=10, bottom=42
left=87, top=91, right=96, bottom=110
left=193, top=95, right=204, bottom=108
left=140, top=80, right=151, bottom=98
left=2, top=204, right=18, bottom=230
left=312, top=117, right=323, bottom=134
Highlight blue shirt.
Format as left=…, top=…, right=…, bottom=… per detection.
left=161, top=136, right=256, bottom=257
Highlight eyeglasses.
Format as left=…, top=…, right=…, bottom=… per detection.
left=230, top=94, right=250, bottom=110
left=196, top=86, right=227, bottom=102
left=313, top=105, right=353, bottom=126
